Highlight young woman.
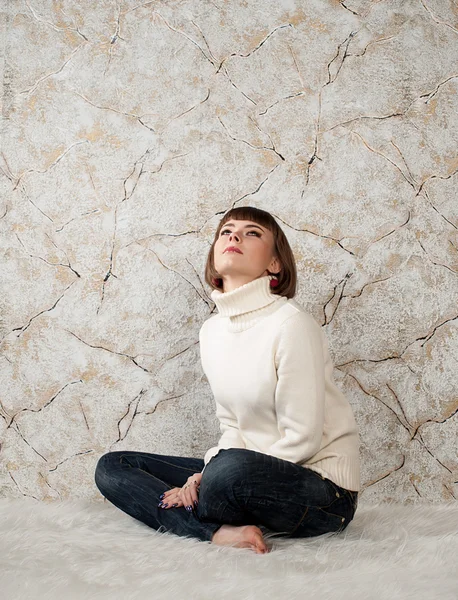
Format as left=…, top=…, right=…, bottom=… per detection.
left=95, top=206, right=360, bottom=555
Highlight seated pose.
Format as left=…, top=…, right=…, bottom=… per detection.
left=95, top=206, right=361, bottom=554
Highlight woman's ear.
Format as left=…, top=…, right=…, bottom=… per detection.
left=269, top=257, right=281, bottom=274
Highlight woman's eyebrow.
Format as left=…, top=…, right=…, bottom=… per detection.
left=223, top=222, right=265, bottom=231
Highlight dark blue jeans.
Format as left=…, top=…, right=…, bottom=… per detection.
left=94, top=448, right=358, bottom=543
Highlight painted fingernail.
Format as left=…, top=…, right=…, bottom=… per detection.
left=159, top=494, right=165, bottom=499
left=172, top=503, right=178, bottom=507
left=194, top=500, right=198, bottom=507
left=163, top=503, right=168, bottom=508
left=158, top=502, right=163, bottom=507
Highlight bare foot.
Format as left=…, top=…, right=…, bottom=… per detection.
left=212, top=524, right=270, bottom=554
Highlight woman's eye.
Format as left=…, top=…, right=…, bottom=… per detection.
left=221, top=229, right=260, bottom=236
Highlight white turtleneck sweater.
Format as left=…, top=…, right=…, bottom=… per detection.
left=199, top=275, right=361, bottom=492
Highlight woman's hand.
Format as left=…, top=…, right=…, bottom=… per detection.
left=159, top=472, right=203, bottom=512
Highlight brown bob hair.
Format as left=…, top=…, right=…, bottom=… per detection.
left=204, top=206, right=297, bottom=299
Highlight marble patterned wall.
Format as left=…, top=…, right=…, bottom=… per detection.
left=0, top=0, right=457, bottom=504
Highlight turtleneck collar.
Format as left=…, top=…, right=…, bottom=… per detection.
left=210, top=275, right=287, bottom=332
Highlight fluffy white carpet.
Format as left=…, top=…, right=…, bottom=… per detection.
left=0, top=498, right=457, bottom=600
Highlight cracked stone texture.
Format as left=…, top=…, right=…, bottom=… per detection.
left=0, top=0, right=457, bottom=504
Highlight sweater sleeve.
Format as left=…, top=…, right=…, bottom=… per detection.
left=202, top=402, right=246, bottom=473
left=267, top=311, right=325, bottom=464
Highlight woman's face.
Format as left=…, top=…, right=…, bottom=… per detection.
left=213, top=219, right=281, bottom=291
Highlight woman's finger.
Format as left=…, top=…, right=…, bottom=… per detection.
left=186, top=486, right=199, bottom=510
left=161, top=495, right=181, bottom=509
left=163, top=483, right=198, bottom=511
left=161, top=487, right=177, bottom=500
left=166, top=498, right=182, bottom=509
left=159, top=488, right=180, bottom=508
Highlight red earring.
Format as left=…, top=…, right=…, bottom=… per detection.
left=269, top=276, right=279, bottom=288
left=212, top=277, right=222, bottom=287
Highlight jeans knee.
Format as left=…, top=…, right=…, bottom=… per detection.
left=198, top=450, right=254, bottom=524
left=94, top=452, right=118, bottom=493
left=198, top=451, right=243, bottom=518
left=95, top=451, right=111, bottom=473
left=202, top=450, right=241, bottom=490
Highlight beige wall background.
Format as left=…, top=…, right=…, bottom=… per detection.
left=0, top=0, right=457, bottom=504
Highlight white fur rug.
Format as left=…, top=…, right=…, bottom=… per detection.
left=1, top=499, right=457, bottom=600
